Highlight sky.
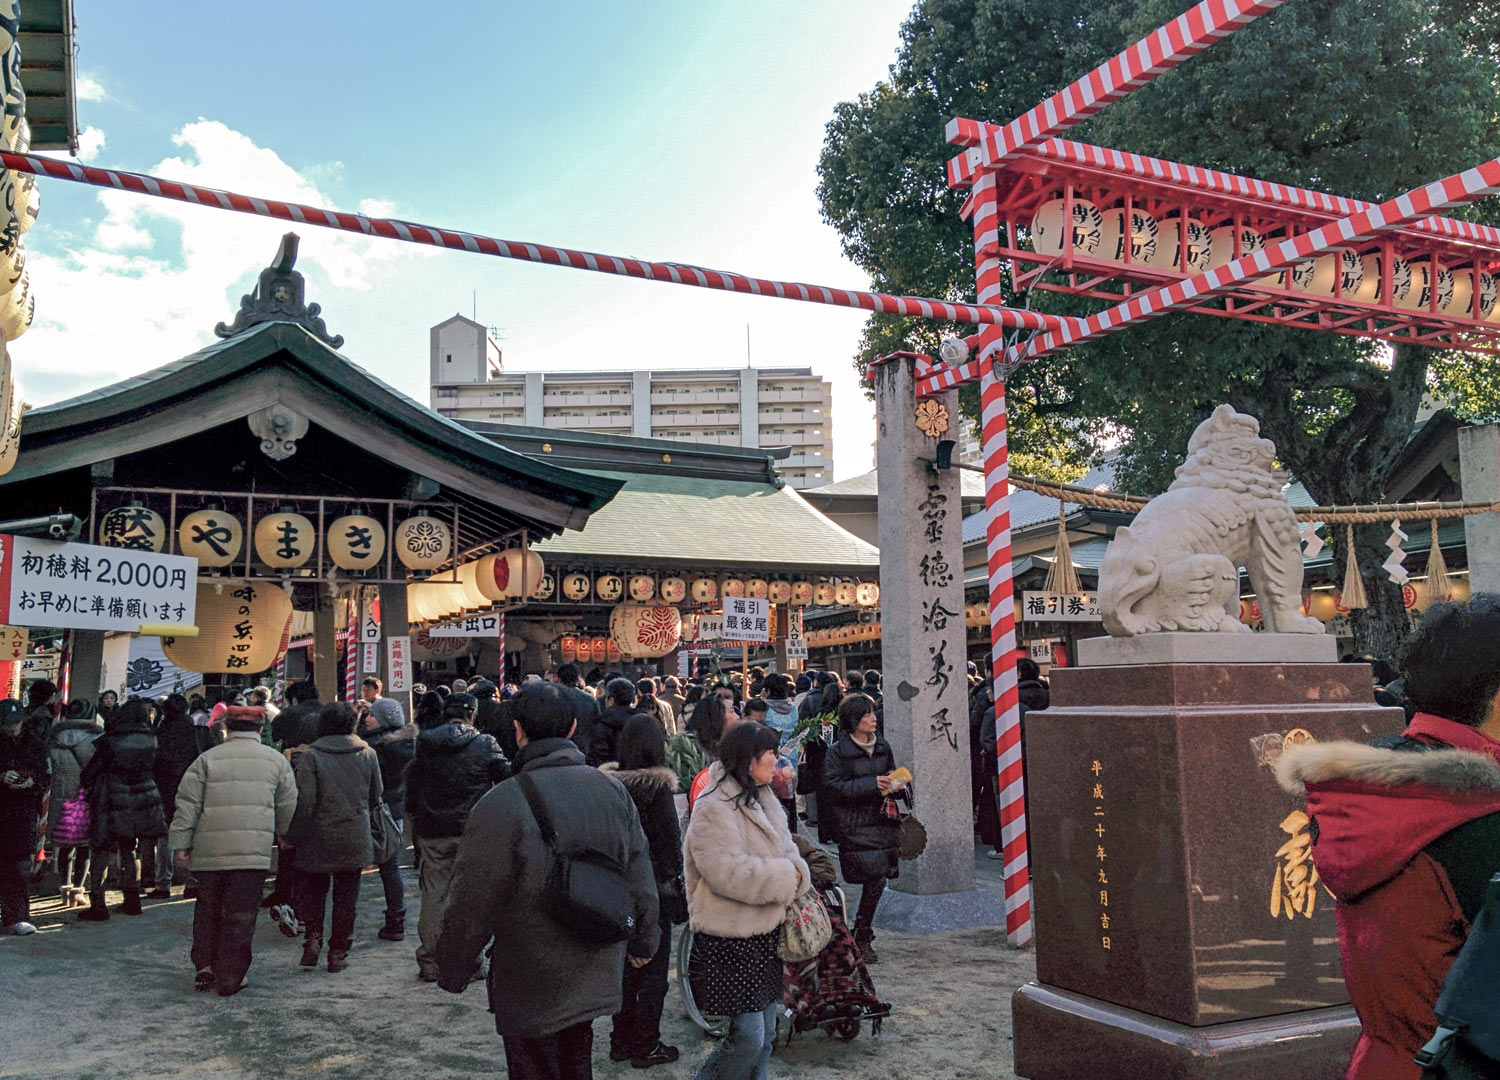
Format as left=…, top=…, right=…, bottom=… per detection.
left=18, top=0, right=922, bottom=481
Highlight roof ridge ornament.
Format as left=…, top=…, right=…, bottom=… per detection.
left=214, top=232, right=344, bottom=349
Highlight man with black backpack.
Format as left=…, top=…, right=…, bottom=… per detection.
left=436, top=682, right=658, bottom=1080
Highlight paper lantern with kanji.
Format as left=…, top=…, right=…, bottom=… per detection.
left=394, top=513, right=452, bottom=572
left=790, top=581, right=814, bottom=606
left=660, top=577, right=687, bottom=604
left=813, top=583, right=837, bottom=607
left=855, top=582, right=880, bottom=607
left=746, top=579, right=769, bottom=600
left=499, top=547, right=545, bottom=599
left=768, top=581, right=791, bottom=605
left=406, top=582, right=447, bottom=623
left=834, top=581, right=858, bottom=606
left=628, top=575, right=656, bottom=602
left=327, top=513, right=386, bottom=572
left=1030, top=197, right=1103, bottom=258
left=177, top=508, right=243, bottom=568
left=690, top=578, right=718, bottom=604
left=254, top=509, right=315, bottom=569
left=560, top=635, right=578, bottom=662
left=99, top=504, right=166, bottom=552
left=561, top=572, right=591, bottom=601
left=609, top=604, right=683, bottom=659
left=590, top=637, right=608, bottom=663
left=532, top=573, right=556, bottom=601
left=163, top=580, right=293, bottom=674
left=595, top=574, right=624, bottom=603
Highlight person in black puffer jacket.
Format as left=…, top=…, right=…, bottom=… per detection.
left=78, top=698, right=166, bottom=921
left=271, top=680, right=322, bottom=751
left=822, top=692, right=908, bottom=963
left=361, top=702, right=418, bottom=943
left=587, top=678, right=639, bottom=766
left=149, top=694, right=212, bottom=898
left=405, top=693, right=509, bottom=982
left=601, top=713, right=684, bottom=1069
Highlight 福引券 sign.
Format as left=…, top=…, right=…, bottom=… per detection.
left=424, top=613, right=503, bottom=638
left=1021, top=592, right=1101, bottom=623
left=0, top=535, right=198, bottom=632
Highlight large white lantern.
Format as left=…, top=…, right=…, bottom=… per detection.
left=1030, top=197, right=1103, bottom=258
left=609, top=604, right=683, bottom=659
left=394, top=512, right=452, bottom=572
left=254, top=508, right=315, bottom=569
left=178, top=507, right=243, bottom=568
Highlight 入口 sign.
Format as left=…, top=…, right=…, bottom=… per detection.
left=0, top=535, right=198, bottom=632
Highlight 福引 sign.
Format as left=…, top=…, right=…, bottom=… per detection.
left=1022, top=591, right=1102, bottom=623
left=386, top=635, right=412, bottom=693
left=424, top=613, right=503, bottom=639
left=0, top=535, right=198, bottom=632
left=724, top=597, right=770, bottom=643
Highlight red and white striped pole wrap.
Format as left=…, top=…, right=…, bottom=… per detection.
left=344, top=630, right=357, bottom=702
left=0, top=150, right=1061, bottom=334
left=274, top=654, right=286, bottom=689
left=981, top=364, right=1030, bottom=946
left=497, top=613, right=506, bottom=686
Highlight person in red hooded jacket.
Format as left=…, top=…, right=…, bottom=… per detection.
left=1278, top=596, right=1500, bottom=1080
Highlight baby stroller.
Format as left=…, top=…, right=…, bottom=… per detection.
left=677, top=882, right=889, bottom=1043
left=781, top=882, right=888, bottom=1042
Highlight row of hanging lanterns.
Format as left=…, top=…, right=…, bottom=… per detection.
left=806, top=621, right=882, bottom=648
left=551, top=572, right=879, bottom=608
left=1029, top=197, right=1500, bottom=317
left=407, top=547, right=547, bottom=624
left=0, top=12, right=39, bottom=349
left=98, top=503, right=457, bottom=574
left=550, top=604, right=686, bottom=663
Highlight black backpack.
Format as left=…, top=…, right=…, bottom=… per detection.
left=517, top=771, right=637, bottom=947
left=1416, top=874, right=1500, bottom=1079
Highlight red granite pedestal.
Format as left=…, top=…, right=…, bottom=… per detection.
left=1012, top=659, right=1403, bottom=1079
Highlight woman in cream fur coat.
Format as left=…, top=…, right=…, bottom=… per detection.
left=683, top=722, right=810, bottom=1080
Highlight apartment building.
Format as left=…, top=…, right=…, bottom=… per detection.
left=428, top=314, right=835, bottom=487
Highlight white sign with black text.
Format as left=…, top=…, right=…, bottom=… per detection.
left=424, top=613, right=503, bottom=639
left=1021, top=591, right=1102, bottom=623
left=0, top=534, right=198, bottom=632
left=386, top=635, right=412, bottom=693
left=723, top=597, right=770, bottom=643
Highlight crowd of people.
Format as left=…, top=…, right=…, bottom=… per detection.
left=0, top=661, right=912, bottom=1080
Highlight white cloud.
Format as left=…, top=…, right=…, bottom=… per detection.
left=74, top=125, right=105, bottom=163
left=16, top=119, right=430, bottom=399
left=74, top=74, right=110, bottom=103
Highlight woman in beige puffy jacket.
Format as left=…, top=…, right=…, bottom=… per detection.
left=683, top=722, right=809, bottom=1080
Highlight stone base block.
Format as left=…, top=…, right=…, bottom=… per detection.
left=1075, top=631, right=1337, bottom=667
left=1013, top=982, right=1360, bottom=1080
left=872, top=887, right=1009, bottom=934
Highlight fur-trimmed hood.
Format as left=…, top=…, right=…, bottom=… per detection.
left=1278, top=735, right=1500, bottom=902
left=599, top=763, right=678, bottom=797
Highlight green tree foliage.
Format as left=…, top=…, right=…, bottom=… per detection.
left=818, top=0, right=1500, bottom=657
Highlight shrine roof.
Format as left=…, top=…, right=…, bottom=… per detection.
left=529, top=469, right=881, bottom=572
left=803, top=467, right=987, bottom=500
left=10, top=321, right=622, bottom=540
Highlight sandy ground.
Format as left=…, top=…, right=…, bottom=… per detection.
left=0, top=844, right=1034, bottom=1080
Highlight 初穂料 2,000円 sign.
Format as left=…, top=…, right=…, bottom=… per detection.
left=0, top=534, right=198, bottom=631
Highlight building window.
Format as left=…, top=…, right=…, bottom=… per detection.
left=445, top=354, right=452, bottom=363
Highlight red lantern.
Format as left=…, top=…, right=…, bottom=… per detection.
left=606, top=639, right=623, bottom=664
left=591, top=637, right=607, bottom=663
left=1402, top=583, right=1417, bottom=610
left=560, top=636, right=578, bottom=663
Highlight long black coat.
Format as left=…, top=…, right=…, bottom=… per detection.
left=286, top=734, right=382, bottom=873
left=82, top=727, right=166, bottom=845
left=0, top=727, right=48, bottom=859
left=603, top=763, right=683, bottom=922
left=821, top=733, right=901, bottom=885
left=154, top=715, right=210, bottom=821
left=558, top=682, right=601, bottom=754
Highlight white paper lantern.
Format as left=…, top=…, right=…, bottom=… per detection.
left=254, top=509, right=315, bottom=569
left=595, top=573, right=624, bottom=603
left=327, top=513, right=386, bottom=571
left=1030, top=197, right=1103, bottom=258
left=1150, top=218, right=1211, bottom=272
left=499, top=547, right=546, bottom=599
left=690, top=578, right=718, bottom=604
left=163, top=580, right=293, bottom=674
left=628, top=574, right=656, bottom=602
left=561, top=572, right=591, bottom=601
left=660, top=577, right=687, bottom=604
left=394, top=512, right=452, bottom=571
left=1205, top=225, right=1264, bottom=271
left=1098, top=207, right=1159, bottom=265
left=609, top=604, right=683, bottom=659
left=99, top=504, right=166, bottom=552
left=532, top=573, right=556, bottom=601
left=178, top=508, right=243, bottom=568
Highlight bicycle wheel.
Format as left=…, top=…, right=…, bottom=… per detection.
left=675, top=926, right=730, bottom=1038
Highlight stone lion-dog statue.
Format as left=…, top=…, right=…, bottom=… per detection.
left=1099, top=404, right=1324, bottom=637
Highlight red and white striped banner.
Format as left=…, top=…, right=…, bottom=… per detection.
left=954, top=0, right=1285, bottom=173
left=0, top=150, right=1055, bottom=333
left=981, top=368, right=1030, bottom=946
left=497, top=613, right=506, bottom=686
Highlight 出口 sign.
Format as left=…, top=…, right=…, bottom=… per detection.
left=424, top=613, right=503, bottom=638
left=1022, top=592, right=1101, bottom=623
left=0, top=535, right=197, bottom=632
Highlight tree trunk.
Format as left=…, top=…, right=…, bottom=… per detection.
left=1340, top=520, right=1411, bottom=661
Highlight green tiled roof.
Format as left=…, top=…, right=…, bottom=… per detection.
left=536, top=470, right=880, bottom=570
